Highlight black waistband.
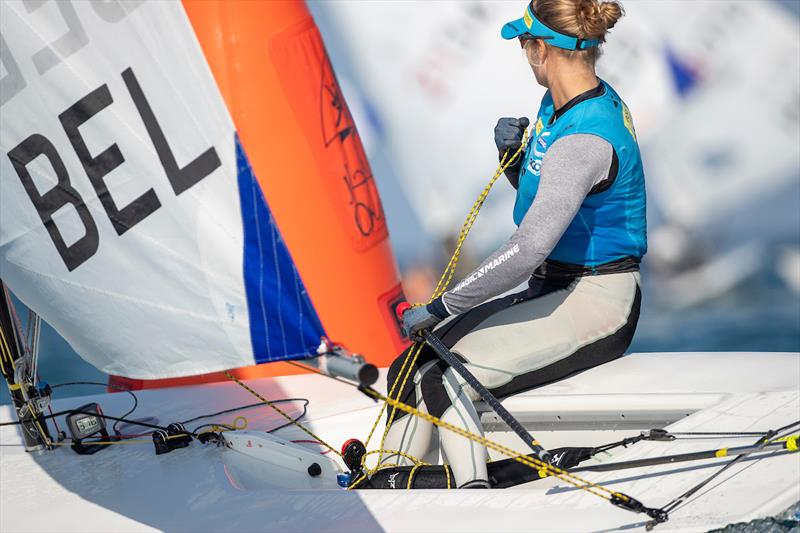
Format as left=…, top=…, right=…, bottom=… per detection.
left=532, top=256, right=640, bottom=281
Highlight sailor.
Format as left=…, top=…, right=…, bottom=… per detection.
left=385, top=0, right=645, bottom=488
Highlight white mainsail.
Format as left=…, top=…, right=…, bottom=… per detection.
left=0, top=1, right=324, bottom=378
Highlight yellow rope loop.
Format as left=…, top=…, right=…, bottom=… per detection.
left=362, top=448, right=429, bottom=467
left=223, top=371, right=342, bottom=458
left=232, top=416, right=248, bottom=430
left=357, top=448, right=431, bottom=486
left=203, top=418, right=249, bottom=435
left=345, top=450, right=432, bottom=490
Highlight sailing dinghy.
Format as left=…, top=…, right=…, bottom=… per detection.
left=1, top=1, right=798, bottom=531
left=1, top=349, right=798, bottom=531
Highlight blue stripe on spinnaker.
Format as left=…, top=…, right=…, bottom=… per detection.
left=235, top=134, right=325, bottom=363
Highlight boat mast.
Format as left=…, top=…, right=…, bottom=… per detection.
left=0, top=279, right=52, bottom=451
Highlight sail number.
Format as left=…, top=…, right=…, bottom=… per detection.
left=6, top=67, right=221, bottom=272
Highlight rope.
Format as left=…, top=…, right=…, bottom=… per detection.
left=368, top=130, right=531, bottom=467
left=1, top=317, right=52, bottom=448
left=357, top=385, right=630, bottom=502
left=2, top=285, right=29, bottom=356
left=221, top=133, right=536, bottom=491
left=657, top=420, right=800, bottom=518
left=669, top=431, right=768, bottom=437
left=0, top=125, right=629, bottom=516
left=0, top=319, right=16, bottom=375
left=223, top=370, right=342, bottom=458
left=407, top=464, right=422, bottom=489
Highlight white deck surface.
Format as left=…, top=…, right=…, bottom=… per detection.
left=1, top=352, right=798, bottom=532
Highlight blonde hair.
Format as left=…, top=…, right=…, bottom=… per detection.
left=532, top=0, right=624, bottom=62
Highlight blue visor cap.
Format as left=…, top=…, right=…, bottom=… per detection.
left=501, top=2, right=600, bottom=50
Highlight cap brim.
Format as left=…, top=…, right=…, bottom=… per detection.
left=501, top=18, right=528, bottom=40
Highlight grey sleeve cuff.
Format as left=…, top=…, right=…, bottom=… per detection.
left=440, top=134, right=613, bottom=315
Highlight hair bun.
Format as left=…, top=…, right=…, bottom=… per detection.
left=576, top=0, right=624, bottom=40
left=532, top=0, right=625, bottom=53
left=598, top=1, right=624, bottom=31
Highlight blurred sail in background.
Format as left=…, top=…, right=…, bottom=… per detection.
left=607, top=1, right=800, bottom=303
left=315, top=0, right=800, bottom=303
left=629, top=1, right=799, bottom=230
left=315, top=1, right=534, bottom=255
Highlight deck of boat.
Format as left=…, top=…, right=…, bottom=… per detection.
left=1, top=352, right=798, bottom=532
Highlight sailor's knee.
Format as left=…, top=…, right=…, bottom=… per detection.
left=420, top=362, right=451, bottom=419
left=440, top=366, right=473, bottom=401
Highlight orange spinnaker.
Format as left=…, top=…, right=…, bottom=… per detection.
left=110, top=1, right=408, bottom=392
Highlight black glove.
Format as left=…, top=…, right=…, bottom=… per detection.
left=401, top=297, right=449, bottom=339
left=494, top=116, right=530, bottom=158
left=494, top=117, right=530, bottom=189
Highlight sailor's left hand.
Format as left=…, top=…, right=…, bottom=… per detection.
left=401, top=304, right=443, bottom=340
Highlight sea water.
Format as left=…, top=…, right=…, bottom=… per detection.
left=709, top=502, right=800, bottom=533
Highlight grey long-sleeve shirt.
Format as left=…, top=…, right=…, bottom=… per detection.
left=440, top=134, right=614, bottom=316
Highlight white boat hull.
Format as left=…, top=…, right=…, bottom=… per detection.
left=2, top=352, right=798, bottom=532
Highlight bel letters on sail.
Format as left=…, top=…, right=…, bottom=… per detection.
left=0, top=0, right=407, bottom=380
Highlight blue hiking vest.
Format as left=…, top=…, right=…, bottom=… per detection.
left=513, top=79, right=647, bottom=268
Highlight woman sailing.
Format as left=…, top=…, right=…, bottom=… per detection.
left=386, top=0, right=646, bottom=489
